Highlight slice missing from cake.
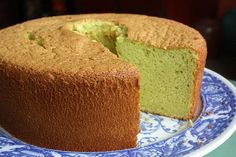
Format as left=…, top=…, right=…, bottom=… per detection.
left=66, top=19, right=206, bottom=120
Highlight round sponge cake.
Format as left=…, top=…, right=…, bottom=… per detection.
left=0, top=14, right=207, bottom=151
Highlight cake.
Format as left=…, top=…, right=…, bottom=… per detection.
left=0, top=14, right=207, bottom=151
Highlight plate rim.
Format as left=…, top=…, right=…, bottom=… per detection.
left=186, top=68, right=236, bottom=157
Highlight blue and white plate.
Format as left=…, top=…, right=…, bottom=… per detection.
left=1, top=68, right=236, bottom=157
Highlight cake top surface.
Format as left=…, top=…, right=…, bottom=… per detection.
left=0, top=14, right=206, bottom=75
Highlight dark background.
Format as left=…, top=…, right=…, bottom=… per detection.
left=0, top=0, right=236, bottom=79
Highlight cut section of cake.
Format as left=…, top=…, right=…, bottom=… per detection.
left=67, top=18, right=206, bottom=120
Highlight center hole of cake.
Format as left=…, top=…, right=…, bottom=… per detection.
left=71, top=20, right=127, bottom=55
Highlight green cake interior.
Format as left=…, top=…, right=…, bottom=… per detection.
left=72, top=20, right=198, bottom=119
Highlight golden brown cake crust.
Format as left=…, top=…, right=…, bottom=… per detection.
left=0, top=13, right=206, bottom=151
left=0, top=14, right=142, bottom=151
left=0, top=61, right=140, bottom=151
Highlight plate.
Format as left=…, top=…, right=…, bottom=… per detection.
left=0, top=68, right=236, bottom=157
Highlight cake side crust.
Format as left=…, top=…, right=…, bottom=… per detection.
left=0, top=61, right=140, bottom=151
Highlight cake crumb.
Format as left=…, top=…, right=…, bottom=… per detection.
left=197, top=141, right=203, bottom=145
left=36, top=36, right=45, bottom=48
left=144, top=117, right=150, bottom=122
left=27, top=32, right=35, bottom=40
left=27, top=32, right=45, bottom=48
left=208, top=124, right=213, bottom=129
left=72, top=25, right=77, bottom=31
left=182, top=138, right=187, bottom=143
left=205, top=111, right=214, bottom=115
left=187, top=120, right=193, bottom=127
